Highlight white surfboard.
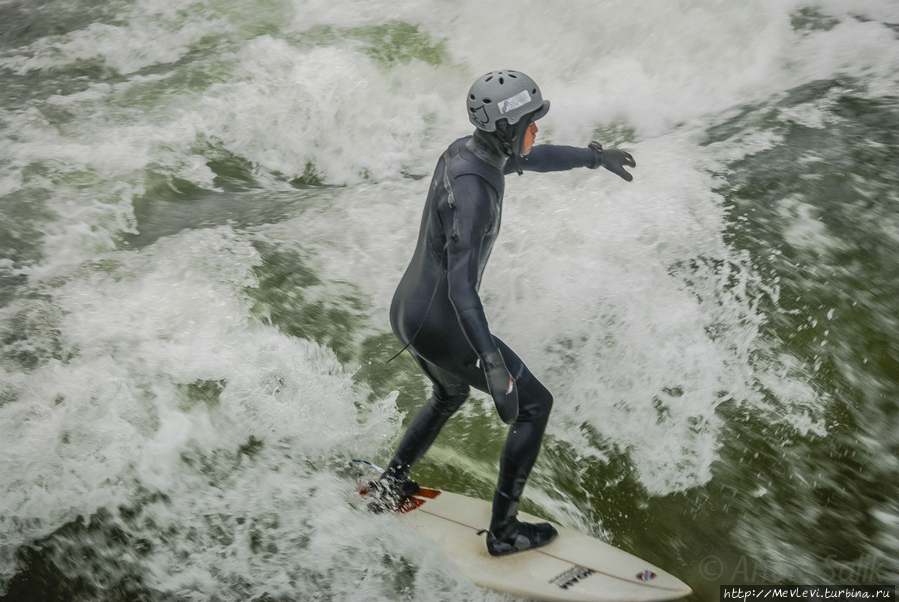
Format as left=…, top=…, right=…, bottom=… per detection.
left=390, top=486, right=692, bottom=602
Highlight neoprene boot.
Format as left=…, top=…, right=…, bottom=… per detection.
left=365, top=474, right=420, bottom=513
left=486, top=490, right=558, bottom=556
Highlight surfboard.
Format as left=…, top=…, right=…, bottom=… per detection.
left=354, top=464, right=692, bottom=602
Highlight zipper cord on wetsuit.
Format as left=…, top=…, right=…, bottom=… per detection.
left=441, top=150, right=460, bottom=243
left=386, top=151, right=458, bottom=364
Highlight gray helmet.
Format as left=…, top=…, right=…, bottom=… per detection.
left=466, top=70, right=550, bottom=132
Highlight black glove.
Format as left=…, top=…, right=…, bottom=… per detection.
left=481, top=349, right=518, bottom=425
left=589, top=142, right=636, bottom=182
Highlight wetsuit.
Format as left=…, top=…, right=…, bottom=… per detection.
left=386, top=134, right=601, bottom=503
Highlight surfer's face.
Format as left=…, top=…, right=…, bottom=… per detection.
left=522, top=121, right=538, bottom=155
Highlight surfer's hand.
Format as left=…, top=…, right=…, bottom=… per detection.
left=481, top=350, right=518, bottom=425
left=589, top=142, right=635, bottom=182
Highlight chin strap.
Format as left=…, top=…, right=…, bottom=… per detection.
left=498, top=133, right=522, bottom=175
left=507, top=151, right=523, bottom=175
left=504, top=119, right=532, bottom=175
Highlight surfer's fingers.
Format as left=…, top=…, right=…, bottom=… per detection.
left=609, top=160, right=634, bottom=182
left=602, top=148, right=636, bottom=182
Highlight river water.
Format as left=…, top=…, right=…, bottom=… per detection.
left=1, top=1, right=897, bottom=600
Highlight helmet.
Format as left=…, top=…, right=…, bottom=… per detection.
left=466, top=70, right=550, bottom=132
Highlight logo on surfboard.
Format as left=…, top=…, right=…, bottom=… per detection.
left=637, top=569, right=657, bottom=582
left=549, top=565, right=596, bottom=590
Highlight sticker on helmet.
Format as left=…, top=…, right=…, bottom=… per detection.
left=471, top=105, right=489, bottom=126
left=498, top=90, right=531, bottom=115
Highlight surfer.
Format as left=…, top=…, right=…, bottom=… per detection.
left=375, top=70, right=635, bottom=556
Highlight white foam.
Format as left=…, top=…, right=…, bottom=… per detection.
left=0, top=3, right=228, bottom=76
left=2, top=0, right=897, bottom=276
left=197, top=36, right=459, bottom=184
left=0, top=227, right=405, bottom=592
left=3, top=0, right=898, bottom=593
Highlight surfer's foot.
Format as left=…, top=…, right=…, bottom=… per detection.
left=486, top=516, right=558, bottom=556
left=363, top=475, right=420, bottom=513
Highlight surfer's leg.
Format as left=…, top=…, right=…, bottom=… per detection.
left=496, top=368, right=553, bottom=499
left=385, top=354, right=470, bottom=479
left=487, top=339, right=558, bottom=555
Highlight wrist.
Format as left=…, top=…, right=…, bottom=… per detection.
left=588, top=141, right=603, bottom=169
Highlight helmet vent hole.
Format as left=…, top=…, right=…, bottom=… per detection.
left=532, top=88, right=537, bottom=94
left=482, top=98, right=491, bottom=104
left=485, top=76, right=493, bottom=82
left=469, top=107, right=475, bottom=112
left=499, top=77, right=504, bottom=85
left=509, top=73, right=517, bottom=78
left=469, top=94, right=475, bottom=100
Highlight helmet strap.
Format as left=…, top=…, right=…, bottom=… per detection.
left=497, top=118, right=532, bottom=175
left=507, top=153, right=523, bottom=176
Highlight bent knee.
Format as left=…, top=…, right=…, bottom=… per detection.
left=535, top=389, right=554, bottom=418
left=543, top=391, right=554, bottom=415
left=518, top=383, right=553, bottom=423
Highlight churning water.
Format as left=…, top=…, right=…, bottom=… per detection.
left=1, top=0, right=898, bottom=600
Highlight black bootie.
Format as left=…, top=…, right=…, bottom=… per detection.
left=364, top=474, right=420, bottom=513
left=485, top=491, right=558, bottom=556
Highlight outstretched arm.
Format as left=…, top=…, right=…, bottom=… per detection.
left=510, top=144, right=599, bottom=173
left=507, top=142, right=636, bottom=181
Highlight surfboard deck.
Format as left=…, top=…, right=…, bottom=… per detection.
left=366, top=484, right=692, bottom=602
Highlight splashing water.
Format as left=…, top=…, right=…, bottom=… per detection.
left=1, top=0, right=898, bottom=599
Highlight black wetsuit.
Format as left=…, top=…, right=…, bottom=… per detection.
left=387, top=134, right=600, bottom=502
